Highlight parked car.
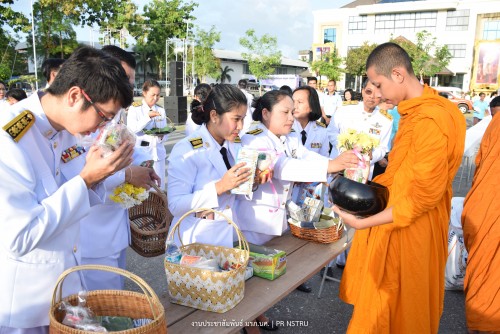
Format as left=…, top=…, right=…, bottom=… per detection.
left=437, top=91, right=473, bottom=114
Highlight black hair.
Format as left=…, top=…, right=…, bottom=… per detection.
left=0, top=81, right=6, bottom=89
left=307, top=77, right=317, bottom=84
left=238, top=79, right=248, bottom=89
left=46, top=46, right=133, bottom=109
left=366, top=42, right=414, bottom=77
left=142, top=79, right=160, bottom=91
left=292, top=86, right=322, bottom=121
left=6, top=88, right=27, bottom=102
left=41, top=58, right=65, bottom=81
left=344, top=88, right=355, bottom=101
left=191, top=84, right=247, bottom=125
left=279, top=85, right=293, bottom=96
left=251, top=90, right=291, bottom=122
left=490, top=95, right=500, bottom=109
left=190, top=83, right=212, bottom=116
left=102, top=45, right=136, bottom=69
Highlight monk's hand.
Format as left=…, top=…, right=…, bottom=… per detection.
left=377, top=157, right=388, bottom=167
left=332, top=205, right=364, bottom=230
left=328, top=150, right=360, bottom=173
left=215, top=162, right=251, bottom=195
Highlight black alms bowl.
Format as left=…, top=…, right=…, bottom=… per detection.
left=329, top=174, right=389, bottom=217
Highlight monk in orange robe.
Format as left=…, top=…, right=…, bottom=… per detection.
left=462, top=113, right=500, bottom=333
left=333, top=42, right=466, bottom=333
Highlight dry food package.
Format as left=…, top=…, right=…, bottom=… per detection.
left=95, top=123, right=136, bottom=157
left=231, top=147, right=259, bottom=195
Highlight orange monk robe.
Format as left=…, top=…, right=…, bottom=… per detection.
left=339, top=85, right=466, bottom=333
left=462, top=114, right=500, bottom=332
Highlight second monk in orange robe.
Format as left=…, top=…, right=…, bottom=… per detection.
left=333, top=43, right=466, bottom=333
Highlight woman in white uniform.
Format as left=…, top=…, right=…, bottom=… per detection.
left=292, top=85, right=329, bottom=157
left=167, top=84, right=252, bottom=248
left=185, top=83, right=211, bottom=136
left=127, top=79, right=168, bottom=189
left=237, top=90, right=359, bottom=245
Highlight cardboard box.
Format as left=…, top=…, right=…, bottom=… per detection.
left=247, top=244, right=286, bottom=280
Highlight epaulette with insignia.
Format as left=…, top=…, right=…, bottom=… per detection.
left=131, top=101, right=142, bottom=107
left=380, top=109, right=393, bottom=120
left=316, top=121, right=326, bottom=128
left=234, top=135, right=241, bottom=143
left=343, top=100, right=359, bottom=106
left=189, top=137, right=203, bottom=149
left=246, top=128, right=263, bottom=135
left=61, top=145, right=86, bottom=163
left=2, top=110, right=35, bottom=142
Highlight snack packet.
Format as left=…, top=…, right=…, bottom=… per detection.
left=95, top=123, right=136, bottom=157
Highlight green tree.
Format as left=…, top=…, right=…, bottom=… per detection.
left=344, top=41, right=377, bottom=91
left=310, top=48, right=344, bottom=82
left=391, top=31, right=451, bottom=81
left=134, top=43, right=158, bottom=85
left=142, top=0, right=197, bottom=79
left=0, top=63, right=10, bottom=81
left=218, top=65, right=233, bottom=83
left=189, top=26, right=220, bottom=83
left=239, top=29, right=282, bottom=95
left=97, top=0, right=144, bottom=47
left=0, top=0, right=29, bottom=32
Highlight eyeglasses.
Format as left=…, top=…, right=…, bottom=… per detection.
left=81, top=89, right=113, bottom=126
left=364, top=89, right=374, bottom=96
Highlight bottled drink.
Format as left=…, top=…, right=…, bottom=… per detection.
left=165, top=240, right=181, bottom=263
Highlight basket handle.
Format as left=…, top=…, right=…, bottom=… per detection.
left=51, top=265, right=161, bottom=319
left=167, top=208, right=250, bottom=256
left=147, top=183, right=168, bottom=232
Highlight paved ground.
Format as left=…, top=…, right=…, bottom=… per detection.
left=125, top=109, right=474, bottom=333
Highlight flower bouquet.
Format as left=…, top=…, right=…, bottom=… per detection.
left=109, top=182, right=149, bottom=209
left=337, top=128, right=379, bottom=184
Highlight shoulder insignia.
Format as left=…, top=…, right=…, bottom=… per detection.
left=61, top=145, right=86, bottom=163
left=316, top=120, right=326, bottom=128
left=379, top=109, right=393, bottom=120
left=189, top=137, right=203, bottom=149
left=2, top=110, right=35, bottom=142
left=234, top=135, right=241, bottom=143
left=290, top=128, right=295, bottom=132
left=132, top=101, right=142, bottom=107
left=246, top=128, right=263, bottom=135
left=343, top=100, right=359, bottom=106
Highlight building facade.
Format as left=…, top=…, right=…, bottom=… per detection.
left=313, top=0, right=500, bottom=93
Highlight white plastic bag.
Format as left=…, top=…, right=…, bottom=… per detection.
left=445, top=197, right=467, bottom=290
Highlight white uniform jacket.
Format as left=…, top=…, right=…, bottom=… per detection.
left=167, top=124, right=241, bottom=248
left=292, top=120, right=330, bottom=157
left=328, top=103, right=393, bottom=178
left=323, top=92, right=343, bottom=118
left=185, top=113, right=201, bottom=136
left=126, top=100, right=168, bottom=162
left=0, top=93, right=104, bottom=328
left=236, top=125, right=329, bottom=244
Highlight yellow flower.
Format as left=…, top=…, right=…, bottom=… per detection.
left=337, top=129, right=379, bottom=154
left=110, top=182, right=148, bottom=209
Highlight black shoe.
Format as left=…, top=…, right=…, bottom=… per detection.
left=319, top=266, right=335, bottom=277
left=258, top=318, right=279, bottom=331
left=296, top=282, right=312, bottom=293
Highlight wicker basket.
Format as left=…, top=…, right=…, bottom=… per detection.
left=129, top=183, right=172, bottom=257
left=164, top=208, right=249, bottom=313
left=289, top=218, right=344, bottom=244
left=49, top=265, right=166, bottom=334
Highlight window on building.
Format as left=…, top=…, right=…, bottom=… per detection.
left=446, top=44, right=467, bottom=58
left=446, top=10, right=470, bottom=31
left=375, top=11, right=437, bottom=33
left=348, top=16, right=367, bottom=34
left=324, top=28, right=336, bottom=44
left=483, top=20, right=500, bottom=40
left=243, top=63, right=250, bottom=74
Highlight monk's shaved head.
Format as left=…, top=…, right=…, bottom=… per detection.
left=366, top=42, right=414, bottom=78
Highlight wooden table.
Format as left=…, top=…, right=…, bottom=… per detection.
left=162, top=228, right=354, bottom=333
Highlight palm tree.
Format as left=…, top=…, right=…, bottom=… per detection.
left=134, top=44, right=157, bottom=85
left=218, top=65, right=233, bottom=83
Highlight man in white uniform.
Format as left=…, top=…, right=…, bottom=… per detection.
left=326, top=79, right=392, bottom=272
left=322, top=79, right=343, bottom=125
left=0, top=46, right=134, bottom=334
left=79, top=45, right=160, bottom=291
left=238, top=79, right=255, bottom=134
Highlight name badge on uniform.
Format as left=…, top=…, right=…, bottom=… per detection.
left=369, top=128, right=381, bottom=136
left=311, top=142, right=322, bottom=148
left=61, top=145, right=86, bottom=163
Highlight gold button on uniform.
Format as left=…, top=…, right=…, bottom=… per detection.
left=56, top=168, right=60, bottom=176
left=53, top=142, right=58, bottom=149
left=73, top=246, right=77, bottom=253
left=225, top=205, right=230, bottom=210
